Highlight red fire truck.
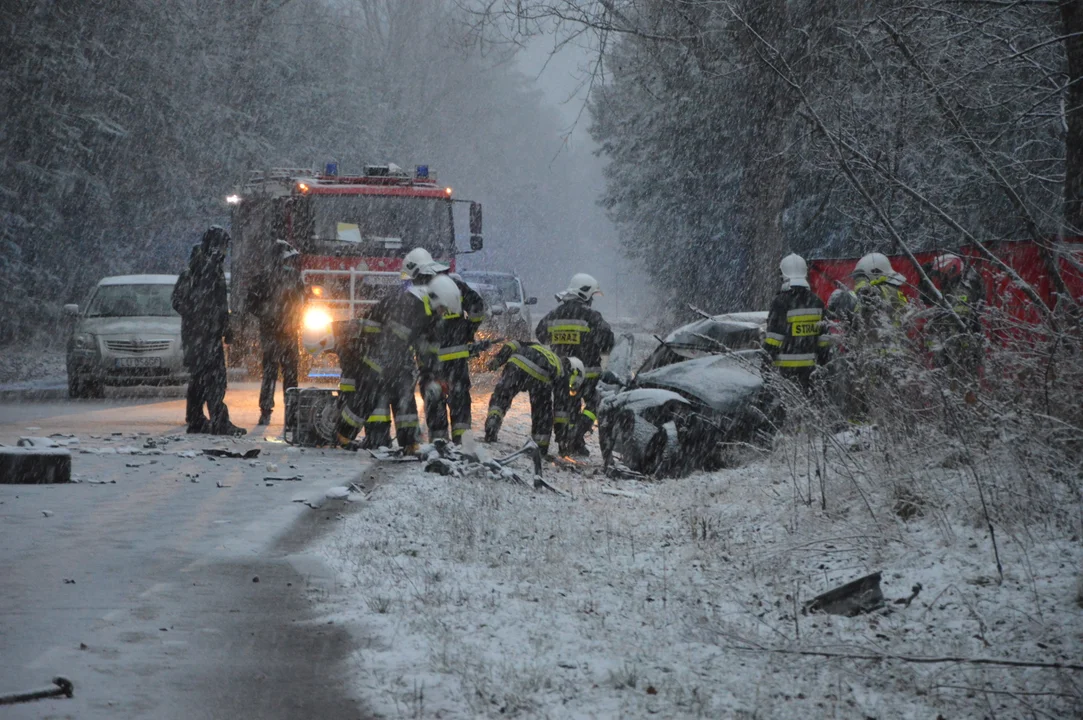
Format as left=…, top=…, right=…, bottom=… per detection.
left=226, top=163, right=483, bottom=364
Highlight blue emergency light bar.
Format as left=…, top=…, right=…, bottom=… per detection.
left=415, top=165, right=429, bottom=180
left=325, top=162, right=338, bottom=176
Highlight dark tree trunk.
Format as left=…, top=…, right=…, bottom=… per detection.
left=1062, top=0, right=1083, bottom=235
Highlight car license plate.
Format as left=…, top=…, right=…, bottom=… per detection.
left=115, top=357, right=161, bottom=368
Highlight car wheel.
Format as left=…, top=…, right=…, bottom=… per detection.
left=68, top=373, right=104, bottom=399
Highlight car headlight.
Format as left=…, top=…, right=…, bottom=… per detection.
left=303, top=306, right=333, bottom=331
left=74, top=333, right=95, bottom=350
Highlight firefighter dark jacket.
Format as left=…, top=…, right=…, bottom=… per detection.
left=763, top=285, right=829, bottom=369
left=245, top=262, right=305, bottom=340
left=430, top=276, right=486, bottom=363
left=490, top=341, right=564, bottom=384
left=350, top=288, right=435, bottom=375
left=535, top=299, right=615, bottom=370
left=172, top=238, right=230, bottom=370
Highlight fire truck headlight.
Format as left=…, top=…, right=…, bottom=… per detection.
left=308, top=285, right=324, bottom=298
left=303, top=307, right=333, bottom=332
left=225, top=194, right=241, bottom=205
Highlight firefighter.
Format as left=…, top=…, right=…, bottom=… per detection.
left=356, top=247, right=443, bottom=447
left=483, top=340, right=585, bottom=455
left=763, top=254, right=830, bottom=394
left=852, top=252, right=909, bottom=323
left=410, top=260, right=486, bottom=444
left=171, top=226, right=246, bottom=436
left=924, top=253, right=985, bottom=381
left=332, top=275, right=461, bottom=452
left=247, top=240, right=305, bottom=426
left=535, top=273, right=615, bottom=457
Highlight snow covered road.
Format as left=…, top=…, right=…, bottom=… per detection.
left=0, top=384, right=375, bottom=718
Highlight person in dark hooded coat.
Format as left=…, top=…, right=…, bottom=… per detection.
left=171, top=226, right=246, bottom=436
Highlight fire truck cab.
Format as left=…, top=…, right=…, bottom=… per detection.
left=227, top=163, right=483, bottom=363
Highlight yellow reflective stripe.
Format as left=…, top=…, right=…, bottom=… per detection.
left=396, top=419, right=420, bottom=429
left=341, top=407, right=364, bottom=428
left=764, top=336, right=783, bottom=347
left=548, top=323, right=591, bottom=333
left=422, top=295, right=432, bottom=316
left=582, top=409, right=597, bottom=422
left=775, top=357, right=814, bottom=368
left=786, top=308, right=823, bottom=319
left=504, top=340, right=520, bottom=351
left=488, top=408, right=505, bottom=418
left=437, top=345, right=470, bottom=361
left=509, top=355, right=551, bottom=383
left=363, top=357, right=384, bottom=374
left=817, top=339, right=831, bottom=347
left=532, top=434, right=550, bottom=447
left=787, top=315, right=822, bottom=323
left=443, top=312, right=461, bottom=320
left=388, top=321, right=411, bottom=340
left=452, top=428, right=468, bottom=437
left=469, top=316, right=484, bottom=323
left=366, top=414, right=391, bottom=423
left=531, top=345, right=563, bottom=376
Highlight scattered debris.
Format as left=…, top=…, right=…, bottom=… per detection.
left=41, top=510, right=54, bottom=518
left=803, top=572, right=885, bottom=617
left=600, top=488, right=644, bottom=500
left=263, top=475, right=303, bottom=482
left=252, top=576, right=260, bottom=583
left=63, top=578, right=75, bottom=584
left=17, top=437, right=60, bottom=448
left=202, top=448, right=261, bottom=460
left=0, top=677, right=74, bottom=706
left=215, top=480, right=229, bottom=488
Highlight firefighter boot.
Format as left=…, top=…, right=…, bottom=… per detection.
left=483, top=412, right=502, bottom=443
left=560, top=436, right=590, bottom=459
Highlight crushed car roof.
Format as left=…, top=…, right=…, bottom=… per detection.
left=636, top=353, right=764, bottom=414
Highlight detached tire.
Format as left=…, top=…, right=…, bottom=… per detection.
left=0, top=447, right=72, bottom=484
left=68, top=373, right=104, bottom=399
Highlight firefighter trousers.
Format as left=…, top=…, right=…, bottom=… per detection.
left=362, top=381, right=420, bottom=449
left=484, top=364, right=554, bottom=453
left=185, top=344, right=232, bottom=432
left=422, top=359, right=472, bottom=443
left=258, top=335, right=299, bottom=415
left=554, top=377, right=601, bottom=447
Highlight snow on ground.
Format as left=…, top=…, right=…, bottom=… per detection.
left=317, top=395, right=1083, bottom=719
left=0, top=348, right=66, bottom=385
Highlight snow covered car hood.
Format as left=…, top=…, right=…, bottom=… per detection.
left=77, top=316, right=181, bottom=337
left=600, top=387, right=690, bottom=414
left=634, top=352, right=764, bottom=414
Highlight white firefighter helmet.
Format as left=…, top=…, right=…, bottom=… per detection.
left=565, top=357, right=586, bottom=393
left=402, top=248, right=437, bottom=280
left=852, top=252, right=894, bottom=280
left=565, top=273, right=601, bottom=302
left=302, top=315, right=335, bottom=356
left=425, top=273, right=462, bottom=315
left=779, top=253, right=809, bottom=288
left=275, top=239, right=300, bottom=261
left=886, top=271, right=906, bottom=287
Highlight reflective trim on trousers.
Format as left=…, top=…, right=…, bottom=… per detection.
left=339, top=382, right=356, bottom=392
left=488, top=407, right=505, bottom=418
left=774, top=355, right=816, bottom=368
left=359, top=319, right=383, bottom=333
left=764, top=332, right=784, bottom=347
left=452, top=423, right=471, bottom=437
left=532, top=433, right=551, bottom=447
left=509, top=355, right=552, bottom=383
left=396, top=414, right=420, bottom=429
left=362, top=357, right=384, bottom=374
left=366, top=414, right=391, bottom=423
left=582, top=409, right=597, bottom=423
left=553, top=411, right=571, bottom=425
left=341, top=407, right=365, bottom=428
left=585, top=367, right=602, bottom=379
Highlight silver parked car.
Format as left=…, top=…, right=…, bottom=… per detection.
left=65, top=274, right=187, bottom=398
left=459, top=270, right=538, bottom=341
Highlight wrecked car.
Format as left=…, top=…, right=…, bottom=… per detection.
left=598, top=312, right=782, bottom=477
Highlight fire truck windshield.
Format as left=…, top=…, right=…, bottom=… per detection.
left=302, top=195, right=452, bottom=257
